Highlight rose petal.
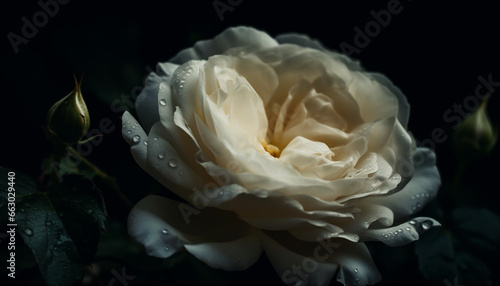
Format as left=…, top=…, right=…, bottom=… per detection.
left=146, top=122, right=218, bottom=200
left=128, top=195, right=258, bottom=259
left=135, top=72, right=164, bottom=132
left=331, top=242, right=382, bottom=286
left=122, top=111, right=172, bottom=189
left=185, top=235, right=262, bottom=271
left=261, top=233, right=339, bottom=286
left=361, top=217, right=441, bottom=246
left=275, top=33, right=363, bottom=71
left=368, top=72, right=410, bottom=128
left=359, top=148, right=440, bottom=217
left=348, top=71, right=399, bottom=124
left=170, top=26, right=278, bottom=64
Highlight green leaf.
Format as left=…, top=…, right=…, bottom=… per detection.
left=452, top=207, right=500, bottom=259
left=46, top=175, right=107, bottom=263
left=0, top=167, right=107, bottom=286
left=455, top=251, right=492, bottom=286
left=415, top=227, right=457, bottom=283
left=415, top=207, right=498, bottom=286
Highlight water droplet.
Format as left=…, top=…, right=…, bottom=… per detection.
left=416, top=202, right=421, bottom=208
left=161, top=229, right=169, bottom=234
left=24, top=229, right=33, bottom=236
left=354, top=268, right=358, bottom=273
left=144, top=141, right=148, bottom=146
left=132, top=135, right=141, bottom=143
left=46, top=220, right=52, bottom=226
left=168, top=159, right=178, bottom=168
left=153, top=137, right=158, bottom=141
left=158, top=152, right=166, bottom=159
left=421, top=220, right=433, bottom=230
left=127, top=130, right=132, bottom=134
left=159, top=99, right=167, bottom=106
left=122, top=124, right=126, bottom=128
left=398, top=229, right=403, bottom=233
left=405, top=227, right=411, bottom=231
left=164, top=247, right=169, bottom=251
left=409, top=220, right=416, bottom=225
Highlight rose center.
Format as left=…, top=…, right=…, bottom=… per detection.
left=262, top=142, right=281, bottom=158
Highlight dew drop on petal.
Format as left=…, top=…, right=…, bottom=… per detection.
left=164, top=247, right=169, bottom=251
left=132, top=135, right=141, bottom=144
left=161, top=229, right=169, bottom=234
left=405, top=227, right=411, bottom=231
left=159, top=99, right=167, bottom=106
left=158, top=152, right=166, bottom=159
left=144, top=141, right=148, bottom=146
left=168, top=159, right=178, bottom=168
left=354, top=268, right=358, bottom=273
left=421, top=220, right=433, bottom=230
left=127, top=130, right=132, bottom=134
left=409, top=220, right=416, bottom=225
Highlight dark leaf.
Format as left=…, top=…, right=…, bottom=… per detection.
left=415, top=227, right=457, bottom=283
left=0, top=167, right=107, bottom=286
left=452, top=207, right=500, bottom=259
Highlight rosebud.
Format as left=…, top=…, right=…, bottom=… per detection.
left=46, top=75, right=90, bottom=145
left=453, top=95, right=497, bottom=157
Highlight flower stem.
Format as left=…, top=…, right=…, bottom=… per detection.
left=67, top=146, right=133, bottom=208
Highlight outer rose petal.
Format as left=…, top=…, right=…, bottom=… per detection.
left=359, top=148, right=440, bottom=217
left=361, top=217, right=440, bottom=247
left=135, top=62, right=179, bottom=132
left=169, top=26, right=278, bottom=64
left=262, top=232, right=381, bottom=286
left=128, top=195, right=262, bottom=270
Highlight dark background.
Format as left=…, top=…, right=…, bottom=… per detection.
left=1, top=0, right=499, bottom=285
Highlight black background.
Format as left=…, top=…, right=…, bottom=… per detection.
left=1, top=0, right=499, bottom=285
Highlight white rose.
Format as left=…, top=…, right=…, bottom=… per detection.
left=122, top=26, right=440, bottom=286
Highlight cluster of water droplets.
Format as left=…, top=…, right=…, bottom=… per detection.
left=381, top=218, right=434, bottom=242
left=172, top=64, right=194, bottom=96
left=411, top=192, right=430, bottom=212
